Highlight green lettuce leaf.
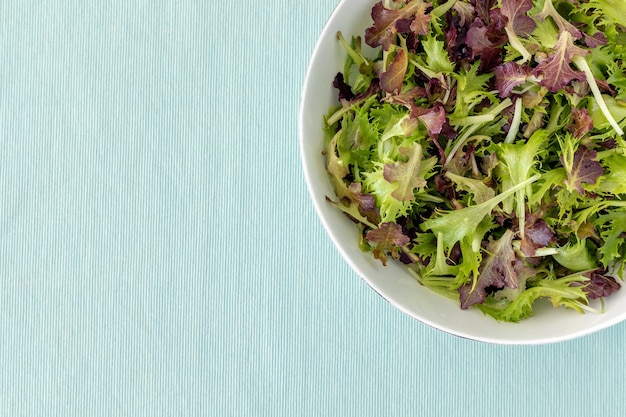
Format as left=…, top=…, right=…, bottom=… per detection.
left=422, top=174, right=541, bottom=250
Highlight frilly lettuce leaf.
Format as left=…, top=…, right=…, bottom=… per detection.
left=366, top=222, right=411, bottom=266
left=595, top=153, right=626, bottom=195
left=363, top=164, right=412, bottom=223
left=581, top=0, right=623, bottom=28
left=593, top=208, right=626, bottom=268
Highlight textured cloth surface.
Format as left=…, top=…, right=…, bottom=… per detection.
left=1, top=1, right=625, bottom=416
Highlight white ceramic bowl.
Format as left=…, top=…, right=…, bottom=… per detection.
left=299, top=0, right=626, bottom=344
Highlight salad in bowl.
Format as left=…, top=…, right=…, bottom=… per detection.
left=300, top=0, right=626, bottom=343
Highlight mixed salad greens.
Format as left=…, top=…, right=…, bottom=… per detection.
left=322, top=0, right=626, bottom=321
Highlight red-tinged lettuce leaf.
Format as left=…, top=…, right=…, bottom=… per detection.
left=329, top=183, right=380, bottom=226
left=600, top=139, right=617, bottom=149
left=366, top=222, right=410, bottom=266
left=439, top=118, right=458, bottom=139
left=584, top=31, right=607, bottom=48
left=576, top=221, right=598, bottom=241
left=424, top=78, right=446, bottom=102
left=410, top=103, right=446, bottom=138
left=501, top=0, right=536, bottom=36
left=334, top=78, right=381, bottom=109
left=444, top=4, right=476, bottom=62
left=434, top=173, right=456, bottom=199
left=580, top=270, right=620, bottom=299
left=365, top=0, right=432, bottom=50
left=568, top=107, right=594, bottom=138
left=466, top=22, right=496, bottom=56
left=444, top=23, right=460, bottom=57
left=326, top=197, right=368, bottom=228
left=378, top=1, right=433, bottom=38
left=471, top=0, right=497, bottom=24
left=352, top=78, right=381, bottom=103
left=488, top=8, right=509, bottom=37
left=533, top=31, right=588, bottom=93
left=333, top=73, right=355, bottom=101
left=497, top=0, right=536, bottom=62
left=452, top=1, right=475, bottom=27
left=395, top=18, right=421, bottom=52
left=459, top=230, right=517, bottom=309
left=520, top=216, right=554, bottom=257
left=465, top=18, right=506, bottom=70
left=384, top=86, right=428, bottom=127
left=562, top=145, right=604, bottom=194
left=494, top=61, right=532, bottom=97
left=395, top=18, right=413, bottom=34
left=380, top=49, right=408, bottom=94
left=348, top=183, right=376, bottom=213
left=409, top=4, right=432, bottom=36
left=384, top=86, right=427, bottom=112
left=383, top=143, right=428, bottom=201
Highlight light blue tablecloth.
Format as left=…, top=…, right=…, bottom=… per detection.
left=1, top=1, right=625, bottom=416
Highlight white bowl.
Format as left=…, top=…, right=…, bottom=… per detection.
left=299, top=0, right=626, bottom=344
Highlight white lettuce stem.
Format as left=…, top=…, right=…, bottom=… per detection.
left=572, top=55, right=624, bottom=136
left=327, top=107, right=351, bottom=126
left=336, top=32, right=366, bottom=68
left=444, top=123, right=480, bottom=167
left=516, top=189, right=526, bottom=240
left=445, top=99, right=512, bottom=166
left=504, top=98, right=523, bottom=144
left=504, top=26, right=532, bottom=64
left=431, top=0, right=458, bottom=18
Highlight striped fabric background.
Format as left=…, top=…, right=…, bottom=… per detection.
left=0, top=1, right=625, bottom=415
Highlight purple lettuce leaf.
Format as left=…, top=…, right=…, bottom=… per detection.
left=366, top=222, right=411, bottom=266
